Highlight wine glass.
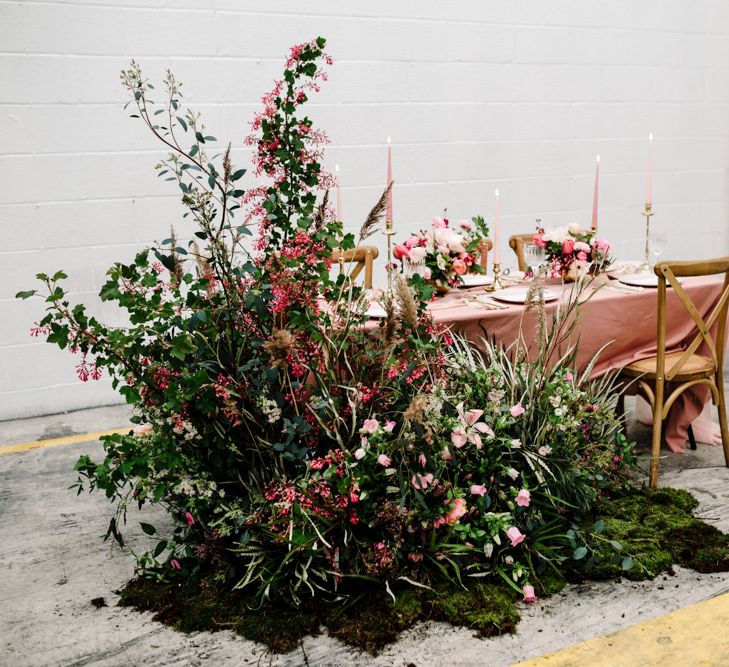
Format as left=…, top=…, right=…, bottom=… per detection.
left=650, top=231, right=667, bottom=267
left=523, top=243, right=545, bottom=278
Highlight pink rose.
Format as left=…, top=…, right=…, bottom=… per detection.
left=384, top=420, right=396, bottom=433
left=412, top=473, right=434, bottom=490
left=362, top=418, right=379, bottom=434
left=452, top=258, right=467, bottom=275
left=433, top=216, right=447, bottom=229
left=562, top=238, right=575, bottom=255
left=471, top=484, right=487, bottom=496
left=421, top=267, right=432, bottom=280
left=393, top=244, right=410, bottom=260
left=377, top=454, right=392, bottom=466
left=133, top=423, right=153, bottom=437
left=533, top=234, right=547, bottom=248
left=445, top=497, right=467, bottom=525
left=577, top=251, right=587, bottom=262
left=506, top=526, right=525, bottom=547
left=510, top=403, right=525, bottom=417
left=515, top=489, right=531, bottom=507
left=451, top=427, right=468, bottom=448
left=522, top=585, right=538, bottom=603
left=185, top=512, right=195, bottom=526
left=405, top=236, right=420, bottom=249
left=459, top=219, right=473, bottom=231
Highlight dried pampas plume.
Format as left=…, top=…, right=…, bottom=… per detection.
left=395, top=276, right=418, bottom=329
left=313, top=190, right=330, bottom=232
left=169, top=226, right=184, bottom=282
left=192, top=241, right=211, bottom=276
left=263, top=329, right=296, bottom=368
left=358, top=181, right=392, bottom=243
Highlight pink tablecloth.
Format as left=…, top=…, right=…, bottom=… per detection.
left=427, top=276, right=726, bottom=452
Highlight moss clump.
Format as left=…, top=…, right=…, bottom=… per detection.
left=585, top=487, right=729, bottom=580
left=118, top=576, right=520, bottom=655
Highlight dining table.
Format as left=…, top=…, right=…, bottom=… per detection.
left=424, top=272, right=727, bottom=453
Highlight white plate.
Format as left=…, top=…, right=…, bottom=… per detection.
left=459, top=274, right=494, bottom=288
left=619, top=273, right=683, bottom=288
left=506, top=270, right=526, bottom=280
left=492, top=288, right=559, bottom=304
left=365, top=304, right=387, bottom=318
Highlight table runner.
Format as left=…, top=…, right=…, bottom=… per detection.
left=426, top=275, right=726, bottom=452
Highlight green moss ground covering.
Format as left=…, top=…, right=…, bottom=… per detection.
left=117, top=487, right=729, bottom=655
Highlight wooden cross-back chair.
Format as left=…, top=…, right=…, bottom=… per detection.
left=331, top=245, right=379, bottom=289
left=621, top=258, right=729, bottom=488
left=508, top=233, right=537, bottom=272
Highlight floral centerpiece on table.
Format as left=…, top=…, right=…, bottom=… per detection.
left=533, top=223, right=612, bottom=280
left=394, top=215, right=489, bottom=292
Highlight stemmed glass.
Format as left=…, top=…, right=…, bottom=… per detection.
left=523, top=244, right=546, bottom=278
left=650, top=231, right=667, bottom=267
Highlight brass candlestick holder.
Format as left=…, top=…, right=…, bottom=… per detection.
left=638, top=201, right=653, bottom=273
left=485, top=262, right=506, bottom=292
left=385, top=219, right=396, bottom=292
left=337, top=247, right=345, bottom=276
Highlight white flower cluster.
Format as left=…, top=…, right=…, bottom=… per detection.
left=258, top=396, right=282, bottom=424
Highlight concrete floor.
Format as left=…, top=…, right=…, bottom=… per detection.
left=2, top=403, right=729, bottom=666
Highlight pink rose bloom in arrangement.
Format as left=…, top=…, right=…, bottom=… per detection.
left=393, top=244, right=409, bottom=260
left=471, top=484, right=487, bottom=496
left=562, top=238, right=575, bottom=255
left=510, top=403, right=525, bottom=417
left=421, top=266, right=432, bottom=280
left=522, top=585, right=538, bottom=603
left=412, top=473, right=434, bottom=490
left=405, top=236, right=420, bottom=249
left=185, top=511, right=195, bottom=526
left=362, top=418, right=379, bottom=434
left=377, top=454, right=392, bottom=467
left=445, top=497, right=467, bottom=525
left=451, top=427, right=468, bottom=448
left=506, top=526, right=525, bottom=547
left=515, top=489, right=531, bottom=507
left=576, top=251, right=587, bottom=262
left=459, top=219, right=473, bottom=231
left=432, top=216, right=447, bottom=228
left=452, top=258, right=467, bottom=275
left=384, top=420, right=396, bottom=433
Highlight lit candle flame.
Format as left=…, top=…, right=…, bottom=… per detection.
left=387, top=136, right=391, bottom=144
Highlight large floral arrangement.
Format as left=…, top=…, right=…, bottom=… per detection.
left=394, top=215, right=489, bottom=290
left=20, top=37, right=638, bottom=643
left=534, top=224, right=612, bottom=279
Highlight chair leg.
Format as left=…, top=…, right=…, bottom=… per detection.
left=687, top=424, right=698, bottom=451
left=716, top=371, right=729, bottom=468
left=649, top=382, right=665, bottom=489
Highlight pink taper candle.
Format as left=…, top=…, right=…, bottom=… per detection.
left=335, top=164, right=343, bottom=221
left=493, top=189, right=500, bottom=265
left=646, top=133, right=653, bottom=205
left=386, top=136, right=393, bottom=222
left=591, top=155, right=600, bottom=231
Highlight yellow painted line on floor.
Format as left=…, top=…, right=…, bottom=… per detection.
left=514, top=591, right=729, bottom=667
left=0, top=428, right=130, bottom=455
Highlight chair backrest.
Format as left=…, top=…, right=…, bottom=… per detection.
left=331, top=245, right=379, bottom=289
left=508, top=233, right=537, bottom=272
left=654, top=258, right=729, bottom=382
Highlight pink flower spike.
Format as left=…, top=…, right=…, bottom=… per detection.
left=377, top=454, right=392, bottom=467
left=451, top=427, right=468, bottom=448
left=506, top=526, right=525, bottom=547
left=510, top=403, right=525, bottom=417
left=470, top=484, right=487, bottom=496
left=384, top=420, right=396, bottom=433
left=185, top=512, right=195, bottom=526
left=515, top=489, right=531, bottom=507
left=171, top=559, right=181, bottom=570
left=522, top=585, right=538, bottom=603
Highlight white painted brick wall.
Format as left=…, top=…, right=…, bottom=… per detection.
left=2, top=0, right=729, bottom=420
